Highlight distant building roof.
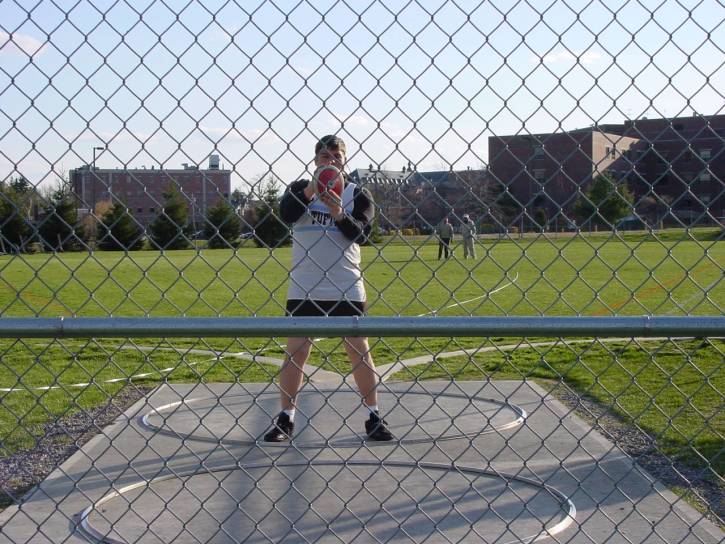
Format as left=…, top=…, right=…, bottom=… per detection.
left=409, top=170, right=450, bottom=185
left=349, top=168, right=413, bottom=185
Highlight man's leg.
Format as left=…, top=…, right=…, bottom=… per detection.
left=438, top=240, right=443, bottom=259
left=344, top=336, right=393, bottom=441
left=344, top=336, right=377, bottom=407
left=264, top=336, right=312, bottom=442
left=279, top=336, right=313, bottom=410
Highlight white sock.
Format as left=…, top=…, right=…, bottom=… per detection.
left=283, top=408, right=296, bottom=422
left=366, top=404, right=379, bottom=414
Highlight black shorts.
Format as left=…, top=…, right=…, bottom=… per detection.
left=285, top=299, right=367, bottom=317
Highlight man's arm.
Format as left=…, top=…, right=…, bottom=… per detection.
left=335, top=186, right=374, bottom=243
left=279, top=180, right=312, bottom=223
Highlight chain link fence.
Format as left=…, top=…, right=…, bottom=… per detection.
left=0, top=1, right=723, bottom=542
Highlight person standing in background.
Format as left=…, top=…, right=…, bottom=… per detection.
left=461, top=214, right=477, bottom=259
left=438, top=216, right=454, bottom=260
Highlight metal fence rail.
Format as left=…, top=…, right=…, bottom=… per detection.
left=1, top=315, right=724, bottom=338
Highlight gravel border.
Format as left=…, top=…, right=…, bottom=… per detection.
left=545, top=380, right=724, bottom=528
left=0, top=385, right=152, bottom=508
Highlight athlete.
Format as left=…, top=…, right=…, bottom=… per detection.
left=263, top=135, right=393, bottom=442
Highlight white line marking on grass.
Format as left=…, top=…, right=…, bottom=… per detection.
left=254, top=338, right=325, bottom=355
left=0, top=354, right=225, bottom=393
left=417, top=271, right=519, bottom=316
left=376, top=336, right=689, bottom=381
left=663, top=278, right=721, bottom=315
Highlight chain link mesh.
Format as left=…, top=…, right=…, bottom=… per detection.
left=0, top=1, right=723, bottom=542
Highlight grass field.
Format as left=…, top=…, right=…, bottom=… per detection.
left=0, top=229, right=722, bottom=493
left=0, top=229, right=722, bottom=318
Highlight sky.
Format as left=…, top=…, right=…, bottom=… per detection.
left=1, top=0, right=723, bottom=193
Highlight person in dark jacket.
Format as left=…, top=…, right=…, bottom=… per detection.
left=438, top=216, right=454, bottom=259
left=263, top=135, right=393, bottom=443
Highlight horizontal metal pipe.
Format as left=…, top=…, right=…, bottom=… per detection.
left=0, top=316, right=723, bottom=338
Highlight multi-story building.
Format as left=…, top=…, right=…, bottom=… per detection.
left=488, top=129, right=640, bottom=219
left=488, top=114, right=724, bottom=226
left=70, top=156, right=231, bottom=229
left=620, top=115, right=724, bottom=224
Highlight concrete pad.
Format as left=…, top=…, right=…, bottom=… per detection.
left=0, top=381, right=721, bottom=544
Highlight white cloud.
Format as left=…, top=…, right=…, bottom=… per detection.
left=200, top=124, right=240, bottom=138
left=0, top=30, right=46, bottom=57
left=345, top=114, right=374, bottom=127
left=537, top=50, right=602, bottom=65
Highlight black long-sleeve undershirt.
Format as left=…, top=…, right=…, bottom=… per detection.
left=279, top=179, right=374, bottom=244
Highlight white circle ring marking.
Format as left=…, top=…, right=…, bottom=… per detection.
left=139, top=389, right=527, bottom=448
left=77, top=460, right=576, bottom=544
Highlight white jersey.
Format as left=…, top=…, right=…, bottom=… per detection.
left=287, top=182, right=366, bottom=301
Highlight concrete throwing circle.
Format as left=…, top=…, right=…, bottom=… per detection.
left=140, top=386, right=526, bottom=448
left=78, top=460, right=575, bottom=544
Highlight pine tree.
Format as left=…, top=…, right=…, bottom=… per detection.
left=253, top=178, right=289, bottom=248
left=149, top=184, right=192, bottom=250
left=97, top=203, right=144, bottom=251
left=204, top=198, right=241, bottom=249
left=574, top=173, right=634, bottom=228
left=38, top=184, right=84, bottom=251
left=0, top=177, right=31, bottom=251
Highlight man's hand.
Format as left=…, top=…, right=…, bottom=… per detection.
left=320, top=190, right=343, bottom=220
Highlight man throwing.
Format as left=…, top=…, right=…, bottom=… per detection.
left=263, top=135, right=393, bottom=443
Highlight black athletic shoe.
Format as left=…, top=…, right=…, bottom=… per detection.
left=365, top=412, right=394, bottom=441
left=263, top=412, right=294, bottom=442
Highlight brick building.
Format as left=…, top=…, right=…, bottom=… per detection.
left=619, top=115, right=724, bottom=224
left=488, top=114, right=724, bottom=226
left=488, top=129, right=640, bottom=220
left=71, top=157, right=231, bottom=229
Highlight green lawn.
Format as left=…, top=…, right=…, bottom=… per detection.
left=0, top=338, right=279, bottom=455
left=0, top=229, right=722, bottom=319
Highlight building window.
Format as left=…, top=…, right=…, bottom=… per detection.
left=699, top=148, right=711, bottom=160
left=533, top=145, right=544, bottom=157
left=699, top=171, right=711, bottom=181
left=137, top=208, right=142, bottom=213
left=149, top=207, right=155, bottom=213
left=534, top=169, right=546, bottom=181
left=701, top=195, right=711, bottom=204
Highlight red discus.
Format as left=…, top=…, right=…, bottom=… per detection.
left=313, top=165, right=343, bottom=197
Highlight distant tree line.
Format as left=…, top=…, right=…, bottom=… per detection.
left=0, top=174, right=291, bottom=253
left=1, top=170, right=644, bottom=254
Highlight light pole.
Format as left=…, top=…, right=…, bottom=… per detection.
left=92, top=146, right=104, bottom=170
left=91, top=146, right=104, bottom=212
